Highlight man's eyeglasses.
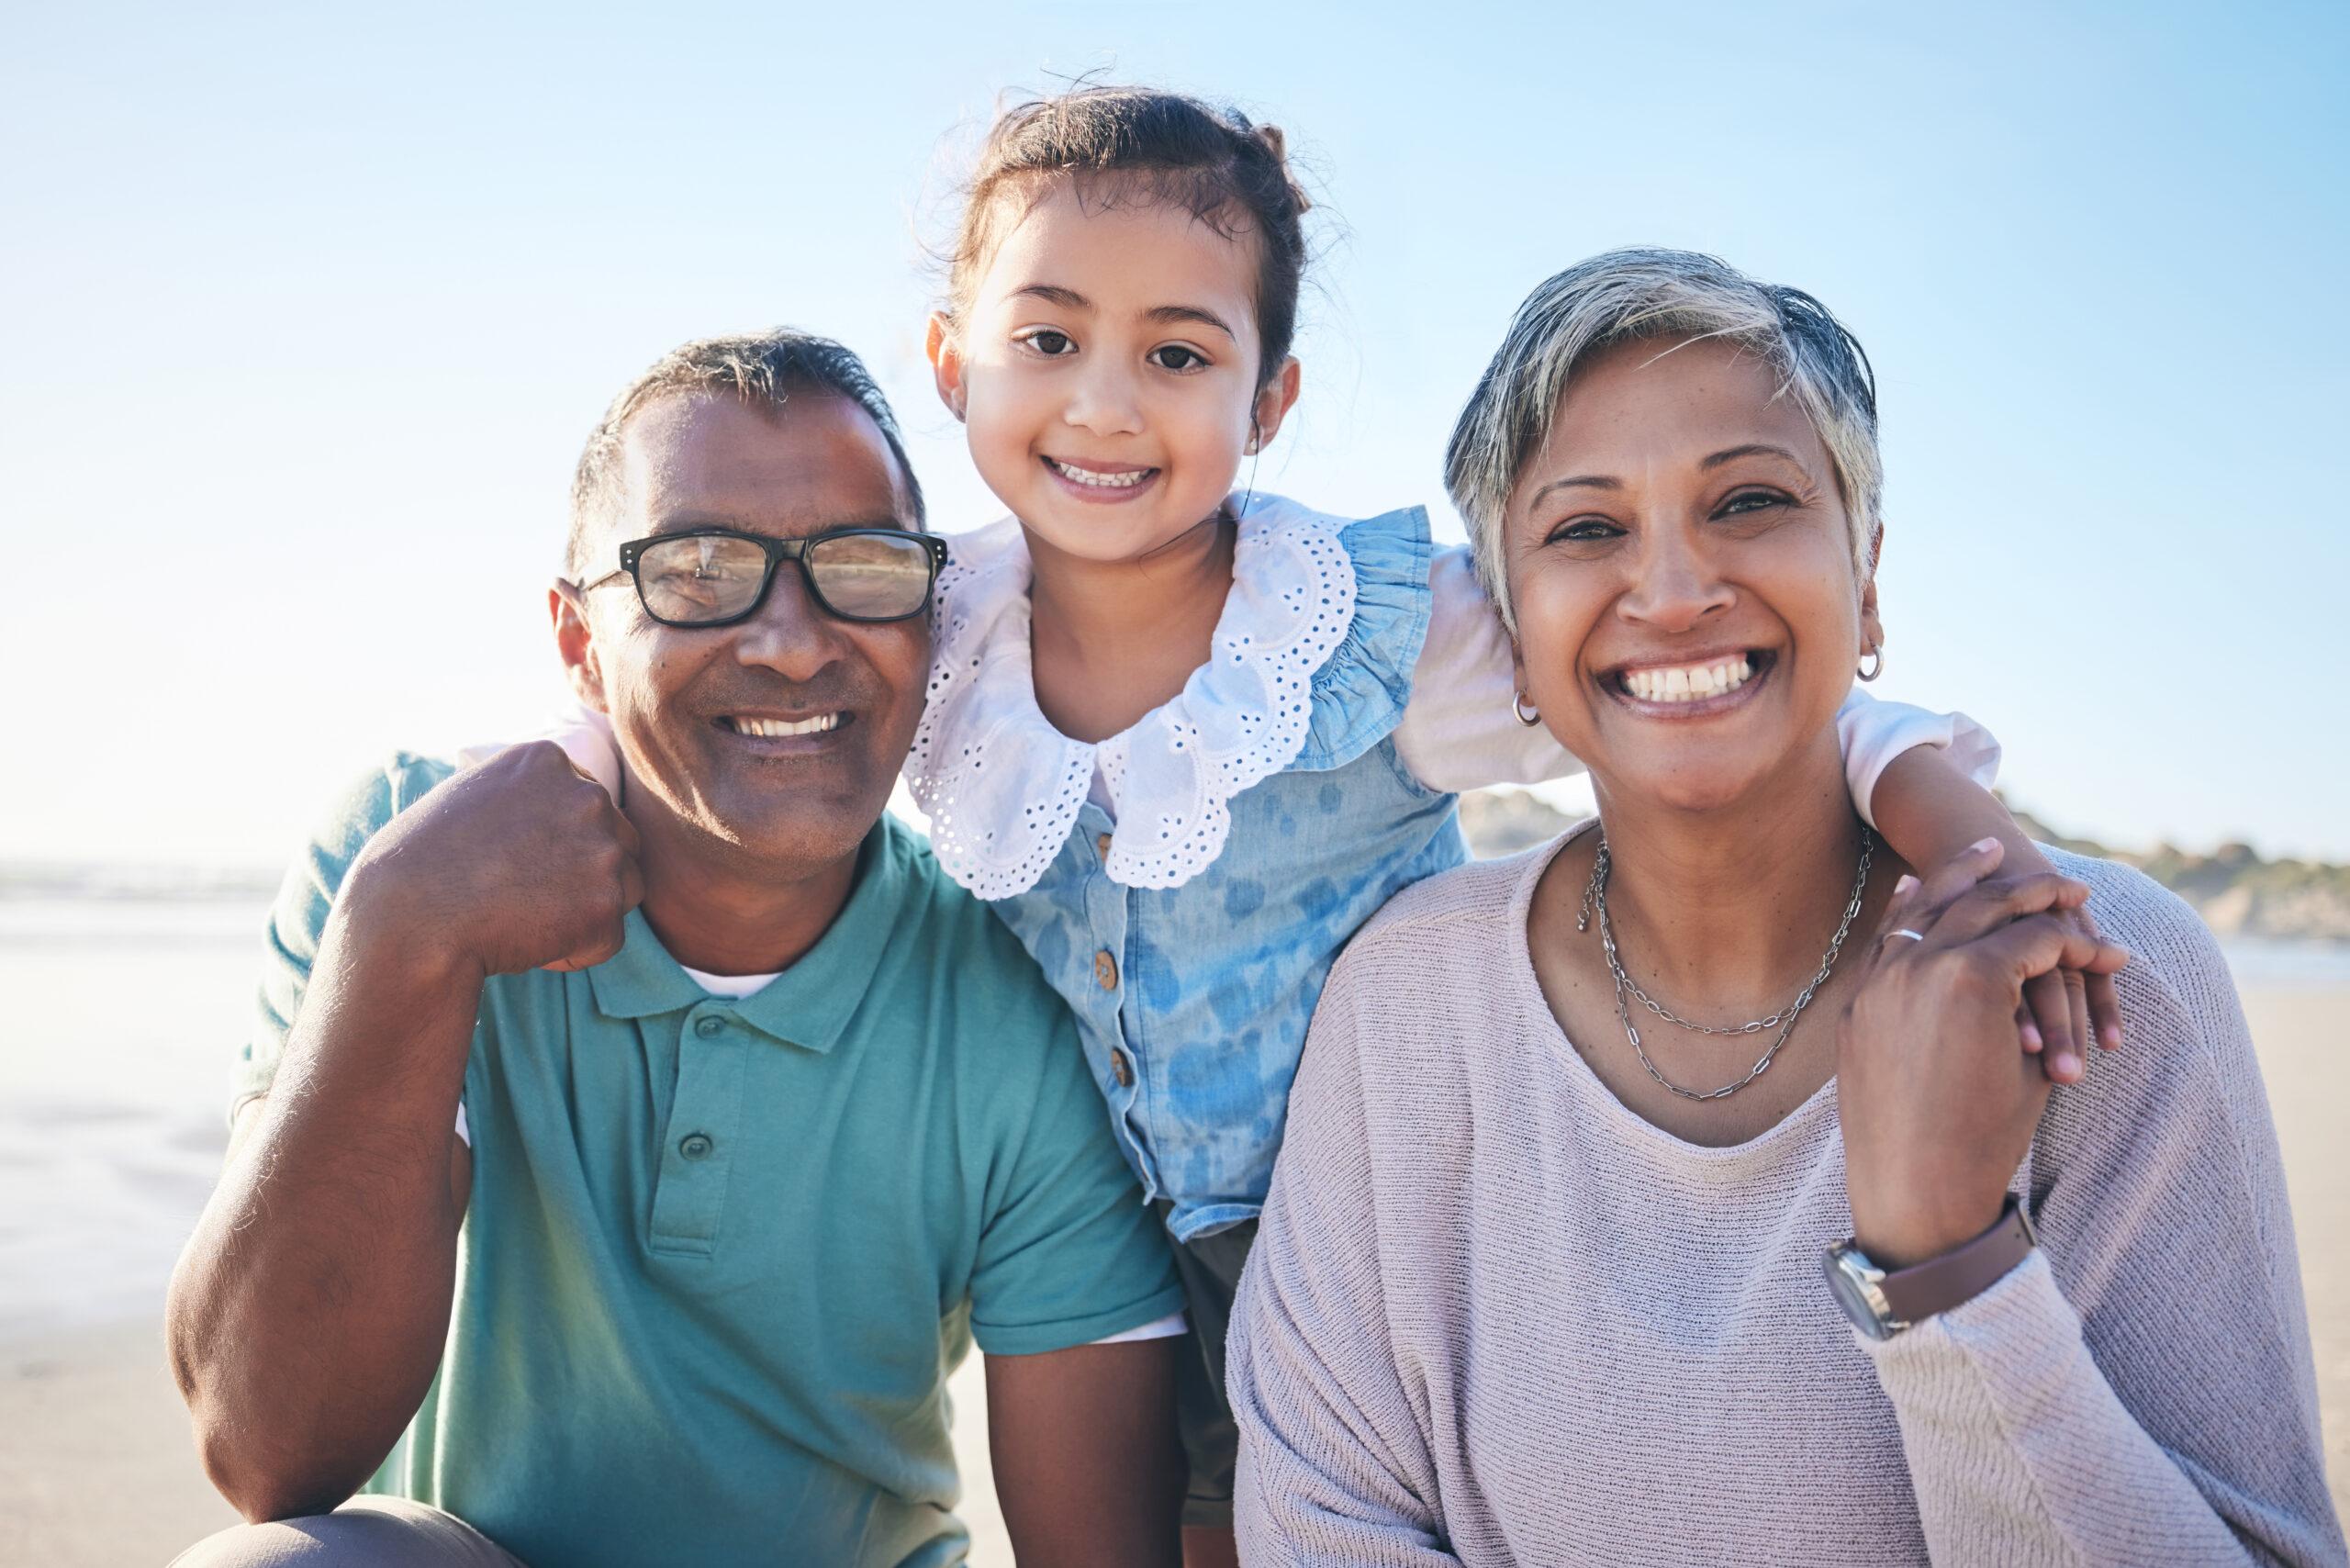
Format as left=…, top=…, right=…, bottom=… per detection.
left=574, top=527, right=949, bottom=627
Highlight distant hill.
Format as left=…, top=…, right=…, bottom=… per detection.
left=1456, top=790, right=2350, bottom=946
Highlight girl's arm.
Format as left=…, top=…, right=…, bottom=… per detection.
left=457, top=698, right=622, bottom=798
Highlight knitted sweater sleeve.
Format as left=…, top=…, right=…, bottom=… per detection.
left=1861, top=873, right=2346, bottom=1566
left=1227, top=968, right=1464, bottom=1566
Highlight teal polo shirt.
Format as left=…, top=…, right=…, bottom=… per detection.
left=236, top=755, right=1184, bottom=1568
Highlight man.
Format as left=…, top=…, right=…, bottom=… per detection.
left=167, top=330, right=1188, bottom=1567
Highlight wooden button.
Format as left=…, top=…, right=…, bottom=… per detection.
left=1111, top=1048, right=1135, bottom=1088
left=1094, top=949, right=1118, bottom=991
left=1095, top=833, right=1113, bottom=858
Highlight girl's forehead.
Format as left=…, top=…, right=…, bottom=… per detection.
left=978, top=180, right=1260, bottom=320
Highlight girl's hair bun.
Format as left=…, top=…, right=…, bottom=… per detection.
left=941, top=84, right=1319, bottom=385
left=1250, top=123, right=1314, bottom=217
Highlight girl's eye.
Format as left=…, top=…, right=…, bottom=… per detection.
left=1547, top=518, right=1624, bottom=544
left=1148, top=344, right=1208, bottom=372
left=1018, top=329, right=1076, bottom=357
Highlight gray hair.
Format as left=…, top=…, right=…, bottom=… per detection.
left=1443, top=248, right=1880, bottom=633
left=566, top=328, right=926, bottom=577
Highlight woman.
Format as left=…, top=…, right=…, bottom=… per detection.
left=1225, top=250, right=2344, bottom=1564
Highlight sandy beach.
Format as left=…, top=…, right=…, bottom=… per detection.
left=3, top=904, right=2342, bottom=1564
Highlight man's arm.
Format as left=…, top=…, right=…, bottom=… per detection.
left=167, top=925, right=482, bottom=1521
left=165, top=744, right=640, bottom=1522
left=986, top=1338, right=1185, bottom=1568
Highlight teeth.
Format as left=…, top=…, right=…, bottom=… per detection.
left=1624, top=655, right=1755, bottom=704
left=1046, top=457, right=1151, bottom=488
left=732, top=714, right=841, bottom=737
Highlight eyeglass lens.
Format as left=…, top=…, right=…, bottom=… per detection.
left=633, top=532, right=934, bottom=623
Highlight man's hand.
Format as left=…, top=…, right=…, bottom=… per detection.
left=1837, top=840, right=2131, bottom=1269
left=343, top=741, right=643, bottom=980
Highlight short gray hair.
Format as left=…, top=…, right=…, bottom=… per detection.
left=1443, top=248, right=1880, bottom=633
left=566, top=328, right=926, bottom=577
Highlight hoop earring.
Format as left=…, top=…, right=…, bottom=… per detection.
left=1512, top=691, right=1541, bottom=727
left=1857, top=646, right=1885, bottom=682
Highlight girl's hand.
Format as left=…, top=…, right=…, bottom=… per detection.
left=2004, top=839, right=2125, bottom=1081
left=1837, top=840, right=2131, bottom=1269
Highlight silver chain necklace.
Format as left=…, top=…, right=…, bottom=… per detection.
left=1577, top=831, right=1874, bottom=1103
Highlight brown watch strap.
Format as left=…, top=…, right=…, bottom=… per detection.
left=1876, top=1197, right=2037, bottom=1327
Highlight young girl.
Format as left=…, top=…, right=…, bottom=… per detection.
left=541, top=87, right=2108, bottom=1562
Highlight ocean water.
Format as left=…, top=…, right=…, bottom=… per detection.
left=4, top=896, right=2345, bottom=1344
left=0, top=899, right=261, bottom=1340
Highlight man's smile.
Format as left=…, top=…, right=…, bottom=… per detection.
left=714, top=710, right=855, bottom=752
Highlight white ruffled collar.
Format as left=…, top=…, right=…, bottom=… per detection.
left=905, top=494, right=1360, bottom=899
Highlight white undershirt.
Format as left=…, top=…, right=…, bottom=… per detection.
left=679, top=964, right=780, bottom=999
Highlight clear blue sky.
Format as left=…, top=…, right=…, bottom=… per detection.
left=4, top=1, right=2345, bottom=866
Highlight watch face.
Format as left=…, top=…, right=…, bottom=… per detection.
left=1823, top=1249, right=1897, bottom=1341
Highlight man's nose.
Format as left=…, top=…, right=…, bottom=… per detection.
left=1617, top=525, right=1734, bottom=631
left=1061, top=358, right=1145, bottom=438
left=729, top=566, right=850, bottom=682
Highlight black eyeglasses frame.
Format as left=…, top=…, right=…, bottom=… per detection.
left=574, top=526, right=950, bottom=628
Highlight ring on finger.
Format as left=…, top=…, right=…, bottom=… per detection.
left=1886, top=928, right=1927, bottom=944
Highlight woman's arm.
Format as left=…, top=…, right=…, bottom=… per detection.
left=1228, top=981, right=1464, bottom=1567
left=1838, top=851, right=2344, bottom=1564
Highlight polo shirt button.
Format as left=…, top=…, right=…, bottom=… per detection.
left=679, top=1132, right=714, bottom=1160
left=1095, top=833, right=1113, bottom=858
left=1094, top=949, right=1118, bottom=991
left=1110, top=1048, right=1134, bottom=1089
left=695, top=1016, right=724, bottom=1038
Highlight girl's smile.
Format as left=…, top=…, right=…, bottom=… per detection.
left=1040, top=454, right=1163, bottom=502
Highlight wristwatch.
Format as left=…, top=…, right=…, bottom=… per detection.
left=1823, top=1196, right=2037, bottom=1341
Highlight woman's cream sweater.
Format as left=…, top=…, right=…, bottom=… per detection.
left=1227, top=830, right=2344, bottom=1565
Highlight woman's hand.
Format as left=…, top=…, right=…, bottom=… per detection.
left=1863, top=747, right=2124, bottom=1076
left=1837, top=840, right=2131, bottom=1270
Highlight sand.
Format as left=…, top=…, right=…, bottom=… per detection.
left=5, top=982, right=2341, bottom=1563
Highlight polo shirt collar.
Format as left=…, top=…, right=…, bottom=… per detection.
left=586, top=816, right=913, bottom=1054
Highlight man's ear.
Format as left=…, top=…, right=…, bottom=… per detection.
left=551, top=583, right=610, bottom=714
left=926, top=314, right=968, bottom=422
left=1246, top=355, right=1304, bottom=454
